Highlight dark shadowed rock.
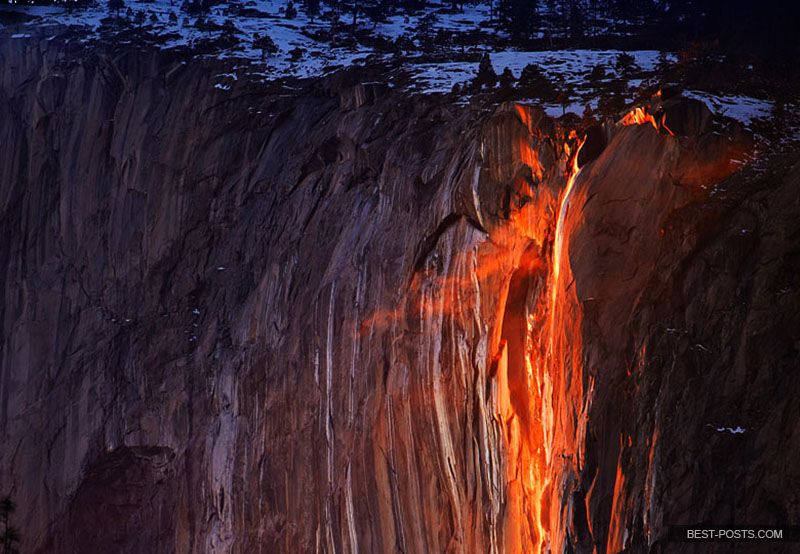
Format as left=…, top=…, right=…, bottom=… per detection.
left=661, top=96, right=713, bottom=136
left=577, top=123, right=607, bottom=167
left=43, top=447, right=177, bottom=554
left=338, top=81, right=387, bottom=111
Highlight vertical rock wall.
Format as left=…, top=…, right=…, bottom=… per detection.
left=546, top=119, right=800, bottom=553
left=2, top=35, right=798, bottom=554
left=0, top=37, right=564, bottom=553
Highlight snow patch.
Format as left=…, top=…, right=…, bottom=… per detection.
left=716, top=426, right=746, bottom=434
left=685, top=91, right=773, bottom=126
left=7, top=1, right=676, bottom=91
left=409, top=49, right=671, bottom=98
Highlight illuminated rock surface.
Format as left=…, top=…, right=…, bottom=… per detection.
left=1, top=36, right=798, bottom=553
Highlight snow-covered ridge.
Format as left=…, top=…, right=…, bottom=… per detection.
left=0, top=1, right=779, bottom=129
left=3, top=0, right=494, bottom=79
left=408, top=49, right=670, bottom=97
left=2, top=1, right=667, bottom=96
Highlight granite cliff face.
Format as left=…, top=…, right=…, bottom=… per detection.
left=1, top=35, right=798, bottom=554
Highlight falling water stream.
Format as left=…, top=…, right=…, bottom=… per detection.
left=540, top=138, right=585, bottom=553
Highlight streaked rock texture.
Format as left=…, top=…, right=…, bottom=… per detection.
left=1, top=34, right=798, bottom=554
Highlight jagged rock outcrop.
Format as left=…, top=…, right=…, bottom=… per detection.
left=1, top=33, right=798, bottom=554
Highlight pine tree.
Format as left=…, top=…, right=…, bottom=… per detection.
left=417, top=12, right=438, bottom=51
left=302, top=0, right=321, bottom=20
left=473, top=54, right=498, bottom=90
left=253, top=34, right=279, bottom=59
left=518, top=62, right=556, bottom=100
left=108, top=0, right=125, bottom=19
left=498, top=67, right=515, bottom=93
left=615, top=51, right=637, bottom=75
left=498, top=0, right=539, bottom=40
left=567, top=0, right=584, bottom=38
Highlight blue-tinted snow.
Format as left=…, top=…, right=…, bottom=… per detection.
left=408, top=50, right=672, bottom=116
left=6, top=0, right=379, bottom=77
left=5, top=1, right=667, bottom=87
left=715, top=426, right=746, bottom=434
left=490, top=49, right=669, bottom=78
left=409, top=50, right=669, bottom=92
left=0, top=2, right=776, bottom=128
left=376, top=2, right=491, bottom=37
left=684, top=90, right=773, bottom=127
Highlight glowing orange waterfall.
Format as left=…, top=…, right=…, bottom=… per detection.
left=501, top=101, right=752, bottom=553
left=501, top=131, right=586, bottom=554
left=498, top=107, right=593, bottom=554
left=539, top=137, right=586, bottom=553
left=550, top=138, right=585, bottom=314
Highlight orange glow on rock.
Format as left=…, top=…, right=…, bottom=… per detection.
left=535, top=135, right=589, bottom=552
left=351, top=101, right=753, bottom=553
left=620, top=106, right=675, bottom=136
left=620, top=106, right=659, bottom=131
left=492, top=111, right=592, bottom=553
left=501, top=103, right=752, bottom=553
left=550, top=136, right=585, bottom=313
left=515, top=104, right=535, bottom=133
left=660, top=113, right=675, bottom=136
left=607, top=435, right=628, bottom=553
left=519, top=137, right=545, bottom=181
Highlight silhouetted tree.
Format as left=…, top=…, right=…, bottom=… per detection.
left=610, top=0, right=637, bottom=24
left=108, top=0, right=125, bottom=19
left=302, top=0, right=321, bottom=19
left=581, top=103, right=596, bottom=126
left=554, top=78, right=575, bottom=115
left=615, top=51, right=637, bottom=75
left=498, top=66, right=515, bottom=94
left=518, top=62, right=556, bottom=100
left=588, top=63, right=606, bottom=82
left=253, top=34, right=278, bottom=59
left=417, top=12, right=438, bottom=51
left=498, top=0, right=539, bottom=40
left=584, top=0, right=599, bottom=38
left=567, top=0, right=584, bottom=38
left=472, top=54, right=498, bottom=90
